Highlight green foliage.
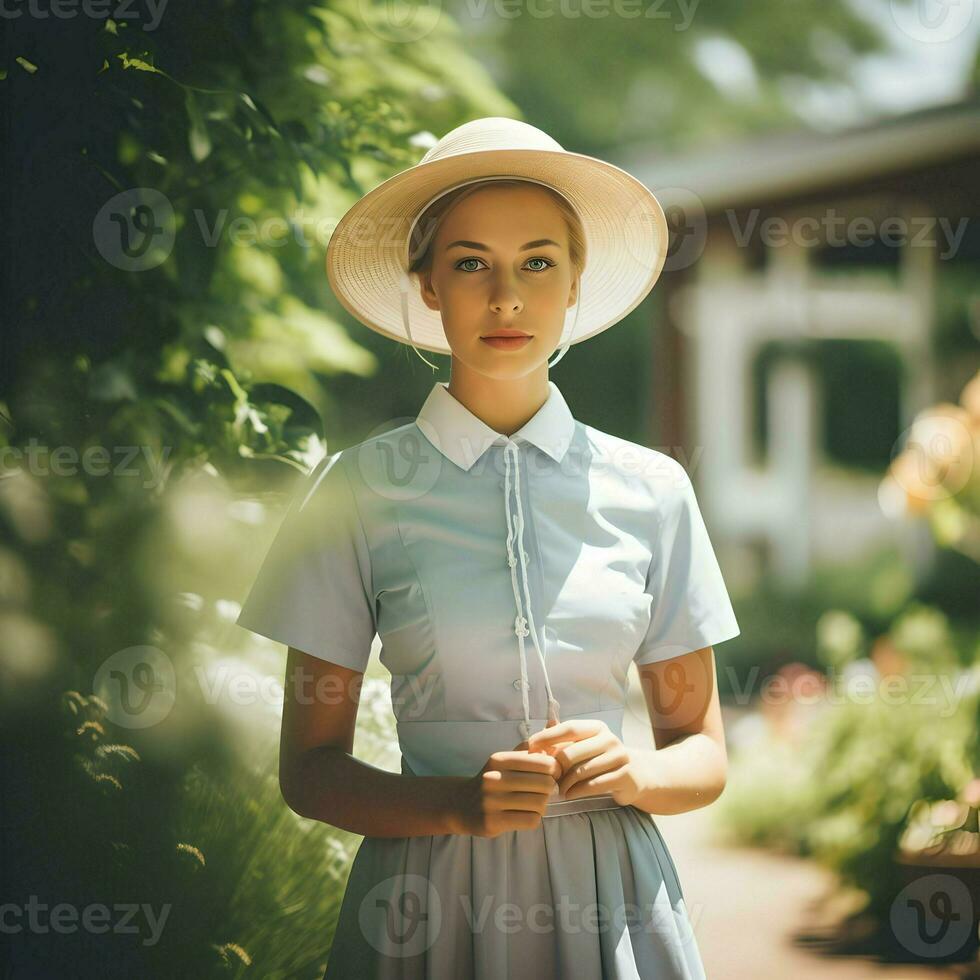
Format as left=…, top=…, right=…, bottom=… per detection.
left=2, top=3, right=510, bottom=975
left=718, top=662, right=979, bottom=918
left=460, top=0, right=892, bottom=155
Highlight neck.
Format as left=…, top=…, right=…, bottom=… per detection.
left=445, top=358, right=551, bottom=437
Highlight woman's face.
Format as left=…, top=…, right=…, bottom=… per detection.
left=418, top=184, right=578, bottom=379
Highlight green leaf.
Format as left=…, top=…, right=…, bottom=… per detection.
left=117, top=52, right=161, bottom=74
left=185, top=89, right=212, bottom=162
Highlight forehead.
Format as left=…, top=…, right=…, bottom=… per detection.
left=436, top=184, right=569, bottom=245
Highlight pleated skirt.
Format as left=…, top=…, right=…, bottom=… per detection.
left=322, top=801, right=706, bottom=979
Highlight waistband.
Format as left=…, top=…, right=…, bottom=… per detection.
left=542, top=793, right=628, bottom=818
left=398, top=753, right=629, bottom=819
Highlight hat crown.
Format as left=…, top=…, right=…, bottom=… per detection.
left=420, top=117, right=565, bottom=166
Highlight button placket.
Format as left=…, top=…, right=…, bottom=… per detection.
left=502, top=440, right=560, bottom=742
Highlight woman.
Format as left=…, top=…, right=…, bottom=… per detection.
left=236, top=117, right=741, bottom=979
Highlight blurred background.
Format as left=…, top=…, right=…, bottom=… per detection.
left=2, top=0, right=979, bottom=976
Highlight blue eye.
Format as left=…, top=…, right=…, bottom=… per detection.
left=453, top=256, right=557, bottom=273
left=525, top=257, right=554, bottom=272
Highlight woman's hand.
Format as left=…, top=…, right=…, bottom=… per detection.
left=455, top=740, right=562, bottom=838
left=526, top=719, right=644, bottom=806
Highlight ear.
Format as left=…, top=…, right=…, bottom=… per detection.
left=418, top=271, right=440, bottom=312
left=566, top=274, right=579, bottom=308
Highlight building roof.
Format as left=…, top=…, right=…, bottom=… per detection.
left=616, top=95, right=980, bottom=213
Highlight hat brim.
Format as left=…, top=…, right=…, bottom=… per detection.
left=325, top=148, right=669, bottom=356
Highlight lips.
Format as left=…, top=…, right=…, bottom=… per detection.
left=482, top=330, right=531, bottom=339
left=481, top=334, right=533, bottom=350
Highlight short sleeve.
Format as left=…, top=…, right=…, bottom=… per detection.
left=632, top=465, right=740, bottom=666
left=235, top=452, right=377, bottom=672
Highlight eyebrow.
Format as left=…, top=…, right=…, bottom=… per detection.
left=444, top=239, right=561, bottom=252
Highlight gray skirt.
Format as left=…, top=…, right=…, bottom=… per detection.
left=322, top=796, right=707, bottom=980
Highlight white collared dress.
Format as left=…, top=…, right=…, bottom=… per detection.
left=236, top=380, right=740, bottom=979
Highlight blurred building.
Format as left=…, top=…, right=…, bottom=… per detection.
left=618, top=96, right=980, bottom=591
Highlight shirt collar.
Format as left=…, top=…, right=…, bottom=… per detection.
left=416, top=380, right=576, bottom=472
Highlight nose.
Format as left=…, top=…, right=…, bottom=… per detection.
left=489, top=295, right=523, bottom=315
left=489, top=273, right=524, bottom=316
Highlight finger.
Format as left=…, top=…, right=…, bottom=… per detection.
left=496, top=750, right=563, bottom=776
left=554, top=736, right=607, bottom=776
left=558, top=750, right=616, bottom=794
left=486, top=790, right=554, bottom=813
left=495, top=751, right=561, bottom=785
left=497, top=770, right=559, bottom=795
left=534, top=720, right=569, bottom=755
left=527, top=719, right=601, bottom=751
left=514, top=735, right=568, bottom=755
left=563, top=769, right=620, bottom=801
left=551, top=731, right=612, bottom=775
left=525, top=720, right=578, bottom=749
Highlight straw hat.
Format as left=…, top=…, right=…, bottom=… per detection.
left=324, top=116, right=669, bottom=362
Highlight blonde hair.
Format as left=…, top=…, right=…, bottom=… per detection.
left=404, top=178, right=586, bottom=370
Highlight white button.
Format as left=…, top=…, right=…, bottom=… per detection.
left=513, top=678, right=530, bottom=691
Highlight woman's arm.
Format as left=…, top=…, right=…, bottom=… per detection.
left=628, top=645, right=728, bottom=815
left=278, top=647, right=561, bottom=838
left=286, top=745, right=469, bottom=838
left=279, top=647, right=467, bottom=838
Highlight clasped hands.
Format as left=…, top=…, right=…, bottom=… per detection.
left=522, top=718, right=641, bottom=806
left=461, top=718, right=644, bottom=838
